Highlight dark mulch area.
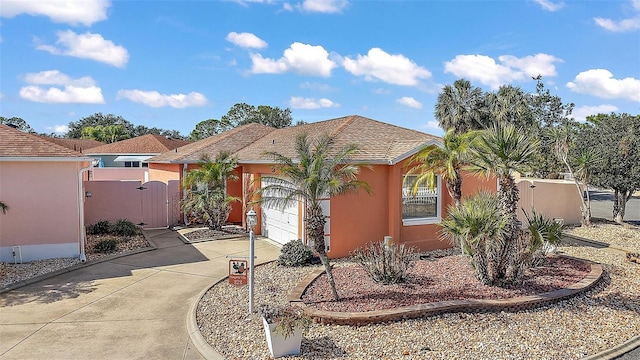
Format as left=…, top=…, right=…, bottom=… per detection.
left=183, top=225, right=248, bottom=241
left=303, top=255, right=592, bottom=312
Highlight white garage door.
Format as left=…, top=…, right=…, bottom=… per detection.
left=260, top=177, right=300, bottom=245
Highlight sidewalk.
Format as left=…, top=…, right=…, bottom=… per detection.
left=0, top=229, right=280, bottom=360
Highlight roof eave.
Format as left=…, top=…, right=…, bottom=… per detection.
left=0, top=156, right=95, bottom=162
left=387, top=139, right=443, bottom=165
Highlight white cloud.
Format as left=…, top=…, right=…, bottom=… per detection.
left=19, top=70, right=104, bottom=104
left=372, top=88, right=390, bottom=95
left=594, top=17, right=640, bottom=32
left=48, top=124, right=70, bottom=134
left=116, top=89, right=208, bottom=108
left=572, top=104, right=619, bottom=122
left=23, top=70, right=96, bottom=87
left=20, top=85, right=104, bottom=104
left=566, top=69, right=640, bottom=102
left=343, top=48, right=431, bottom=86
left=0, top=0, right=110, bottom=26
left=533, top=0, right=564, bottom=12
left=498, top=53, right=561, bottom=77
left=250, top=42, right=336, bottom=77
left=299, top=81, right=334, bottom=91
left=444, top=53, right=561, bottom=89
left=423, top=120, right=441, bottom=130
left=35, top=30, right=129, bottom=68
left=289, top=96, right=339, bottom=109
left=397, top=97, right=423, bottom=109
left=594, top=0, right=640, bottom=32
left=301, top=0, right=348, bottom=13
left=226, top=32, right=267, bottom=49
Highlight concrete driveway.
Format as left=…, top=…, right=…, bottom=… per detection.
left=0, top=230, right=280, bottom=360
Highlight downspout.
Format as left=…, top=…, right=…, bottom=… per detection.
left=78, top=161, right=93, bottom=262
left=183, top=163, right=188, bottom=225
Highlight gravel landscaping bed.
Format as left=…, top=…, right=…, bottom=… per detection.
left=197, top=226, right=640, bottom=360
left=565, top=220, right=640, bottom=253
left=0, top=234, right=150, bottom=288
left=181, top=225, right=248, bottom=241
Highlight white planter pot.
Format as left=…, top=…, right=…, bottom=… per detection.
left=262, top=317, right=303, bottom=358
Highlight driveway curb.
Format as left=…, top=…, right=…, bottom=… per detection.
left=581, top=335, right=640, bottom=360
left=186, top=277, right=228, bottom=360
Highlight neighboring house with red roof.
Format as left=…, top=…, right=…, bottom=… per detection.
left=0, top=124, right=94, bottom=262
left=86, top=134, right=190, bottom=169
left=148, top=115, right=497, bottom=258
left=148, top=123, right=276, bottom=222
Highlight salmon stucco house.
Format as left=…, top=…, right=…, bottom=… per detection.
left=0, top=124, right=94, bottom=262
left=149, top=115, right=497, bottom=258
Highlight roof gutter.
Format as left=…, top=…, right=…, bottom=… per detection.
left=0, top=157, right=95, bottom=162
left=77, top=161, right=93, bottom=263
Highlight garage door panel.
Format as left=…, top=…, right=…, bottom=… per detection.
left=261, top=176, right=300, bottom=245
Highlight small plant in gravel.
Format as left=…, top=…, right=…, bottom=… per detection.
left=351, top=241, right=417, bottom=284
left=112, top=219, right=140, bottom=237
left=277, top=239, right=314, bottom=267
left=87, top=220, right=112, bottom=235
left=94, top=238, right=118, bottom=253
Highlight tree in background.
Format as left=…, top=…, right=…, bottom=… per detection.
left=260, top=134, right=371, bottom=301
left=221, top=103, right=292, bottom=129
left=435, top=79, right=488, bottom=134
left=548, top=123, right=597, bottom=227
left=67, top=113, right=184, bottom=140
left=190, top=103, right=293, bottom=141
left=81, top=124, right=130, bottom=143
left=182, top=152, right=240, bottom=230
left=577, top=113, right=640, bottom=223
left=0, top=116, right=35, bottom=133
left=190, top=119, right=233, bottom=141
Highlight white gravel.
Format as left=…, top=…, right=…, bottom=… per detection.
left=197, top=222, right=640, bottom=360
left=1, top=234, right=150, bottom=289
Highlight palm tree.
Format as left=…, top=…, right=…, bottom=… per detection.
left=182, top=151, right=239, bottom=230
left=468, top=123, right=539, bottom=284
left=0, top=201, right=8, bottom=214
left=260, top=133, right=371, bottom=301
left=485, top=85, right=535, bottom=131
left=440, top=192, right=509, bottom=285
left=548, top=125, right=598, bottom=227
left=574, top=150, right=597, bottom=226
left=435, top=79, right=488, bottom=134
left=405, top=128, right=479, bottom=209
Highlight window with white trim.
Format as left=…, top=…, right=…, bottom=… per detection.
left=402, top=175, right=441, bottom=225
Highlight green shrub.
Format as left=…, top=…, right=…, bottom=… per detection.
left=87, top=220, right=112, bottom=235
left=112, top=219, right=139, bottom=237
left=94, top=238, right=118, bottom=253
left=277, top=240, right=314, bottom=267
left=352, top=241, right=417, bottom=284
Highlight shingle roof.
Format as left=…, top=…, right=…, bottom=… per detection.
left=235, top=115, right=440, bottom=164
left=86, top=134, right=190, bottom=155
left=39, top=136, right=104, bottom=153
left=0, top=124, right=86, bottom=158
left=149, top=123, right=276, bottom=163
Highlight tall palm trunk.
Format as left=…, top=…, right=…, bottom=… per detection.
left=446, top=176, right=463, bottom=208
left=495, top=175, right=521, bottom=284
left=307, top=203, right=339, bottom=301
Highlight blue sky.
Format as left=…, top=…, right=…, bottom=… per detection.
left=1, top=0, right=639, bottom=137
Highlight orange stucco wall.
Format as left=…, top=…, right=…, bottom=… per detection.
left=0, top=161, right=85, bottom=258
left=148, top=163, right=181, bottom=183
